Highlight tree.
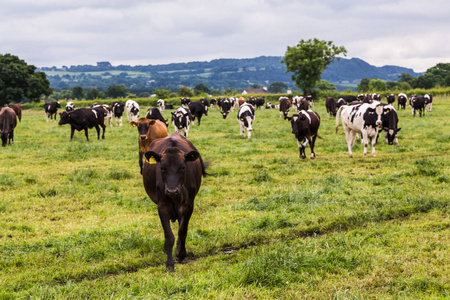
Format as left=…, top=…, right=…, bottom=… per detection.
left=357, top=78, right=371, bottom=93
left=268, top=82, right=289, bottom=93
left=194, top=83, right=210, bottom=94
left=282, top=38, right=346, bottom=97
left=72, top=86, right=84, bottom=100
left=368, top=79, right=387, bottom=91
left=178, top=86, right=194, bottom=97
left=0, top=53, right=52, bottom=106
left=316, top=80, right=336, bottom=91
left=106, top=85, right=128, bottom=98
left=154, top=89, right=170, bottom=99
left=86, top=88, right=104, bottom=100
left=250, top=83, right=261, bottom=89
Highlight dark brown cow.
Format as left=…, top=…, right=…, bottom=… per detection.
left=325, top=97, right=337, bottom=117
left=8, top=104, right=22, bottom=122
left=142, top=132, right=206, bottom=271
left=279, top=97, right=291, bottom=118
left=0, top=107, right=18, bottom=146
left=285, top=110, right=321, bottom=159
left=130, top=118, right=168, bottom=174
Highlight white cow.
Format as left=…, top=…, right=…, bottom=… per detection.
left=125, top=99, right=140, bottom=122
left=157, top=99, right=165, bottom=112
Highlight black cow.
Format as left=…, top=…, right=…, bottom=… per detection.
left=398, top=93, right=407, bottom=110
left=181, top=98, right=191, bottom=108
left=58, top=107, right=106, bottom=141
left=171, top=107, right=192, bottom=137
left=279, top=97, right=291, bottom=118
left=210, top=98, right=217, bottom=108
left=325, top=97, right=337, bottom=117
left=410, top=95, right=426, bottom=117
left=142, top=132, right=206, bottom=271
left=0, top=107, right=17, bottom=146
left=92, top=104, right=113, bottom=127
left=425, top=93, right=433, bottom=112
left=44, top=101, right=61, bottom=122
left=255, top=97, right=265, bottom=110
left=285, top=110, right=320, bottom=159
left=188, top=102, right=207, bottom=125
left=200, top=98, right=209, bottom=109
left=112, top=101, right=125, bottom=126
left=220, top=98, right=232, bottom=119
left=386, top=94, right=395, bottom=105
left=165, top=103, right=174, bottom=110
left=380, top=105, right=401, bottom=145
left=146, top=107, right=169, bottom=127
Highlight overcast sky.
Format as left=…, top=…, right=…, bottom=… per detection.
left=1, top=0, right=449, bottom=72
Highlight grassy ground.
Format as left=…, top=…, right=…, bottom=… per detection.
left=0, top=97, right=449, bottom=299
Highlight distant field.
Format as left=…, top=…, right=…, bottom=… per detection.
left=0, top=97, right=449, bottom=298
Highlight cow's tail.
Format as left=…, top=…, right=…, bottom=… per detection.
left=335, top=106, right=344, bottom=133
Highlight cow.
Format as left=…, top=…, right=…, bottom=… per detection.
left=285, top=110, right=320, bottom=159
left=111, top=101, right=125, bottom=126
left=58, top=107, right=106, bottom=141
left=380, top=105, right=401, bottom=145
left=305, top=95, right=314, bottom=107
left=325, top=97, right=337, bottom=117
left=66, top=101, right=75, bottom=112
left=142, top=132, right=207, bottom=271
left=292, top=95, right=302, bottom=107
left=125, top=99, right=140, bottom=122
left=237, top=103, right=255, bottom=139
left=8, top=104, right=22, bottom=122
left=410, top=95, right=426, bottom=117
left=171, top=107, right=192, bottom=137
left=181, top=98, right=191, bottom=108
left=398, top=93, right=407, bottom=110
left=157, top=99, right=165, bottom=112
left=188, top=101, right=207, bottom=126
left=255, top=97, right=265, bottom=110
left=238, top=97, right=246, bottom=107
left=424, top=93, right=433, bottom=112
left=220, top=98, right=233, bottom=119
left=297, top=97, right=309, bottom=112
left=266, top=102, right=276, bottom=109
left=386, top=94, right=395, bottom=105
left=200, top=98, right=209, bottom=110
left=279, top=97, right=291, bottom=118
left=130, top=118, right=168, bottom=174
left=146, top=107, right=169, bottom=127
left=164, top=103, right=174, bottom=110
left=336, top=98, right=347, bottom=109
left=336, top=102, right=384, bottom=158
left=44, top=101, right=61, bottom=122
left=92, top=103, right=113, bottom=127
left=0, top=107, right=17, bottom=146
left=210, top=98, right=217, bottom=108
left=247, top=96, right=257, bottom=106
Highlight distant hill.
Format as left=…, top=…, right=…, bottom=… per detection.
left=39, top=56, right=423, bottom=93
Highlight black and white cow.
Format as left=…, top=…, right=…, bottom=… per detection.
left=200, top=98, right=210, bottom=111
left=65, top=101, right=75, bottom=112
left=398, top=93, right=407, bottom=110
left=181, top=97, right=191, bottom=108
left=305, top=95, right=314, bottom=107
left=297, top=97, right=309, bottom=112
left=336, top=102, right=384, bottom=157
left=146, top=107, right=169, bottom=127
left=157, top=99, right=165, bottom=112
left=380, top=105, right=401, bottom=145
left=125, top=99, right=140, bottom=122
left=386, top=94, right=395, bottom=105
left=92, top=103, right=113, bottom=127
left=336, top=97, right=347, bottom=109
left=58, top=107, right=106, bottom=141
left=171, top=107, right=192, bottom=137
left=292, top=96, right=303, bottom=107
left=325, top=97, right=337, bottom=117
left=111, top=101, right=125, bottom=126
left=237, top=103, right=255, bottom=139
left=410, top=95, right=426, bottom=117
left=424, top=93, right=433, bottom=112
left=210, top=98, right=217, bottom=108
left=285, top=110, right=321, bottom=159
left=44, top=101, right=61, bottom=122
left=279, top=97, right=291, bottom=118
left=188, top=101, right=208, bottom=126
left=220, top=98, right=232, bottom=119
left=266, top=102, right=276, bottom=109
left=255, top=97, right=265, bottom=110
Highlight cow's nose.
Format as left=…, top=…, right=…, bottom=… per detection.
left=140, top=135, right=147, bottom=140
left=376, top=121, right=382, bottom=126
left=165, top=188, right=179, bottom=198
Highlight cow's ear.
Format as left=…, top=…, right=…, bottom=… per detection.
left=130, top=121, right=137, bottom=127
left=148, top=120, right=156, bottom=125
left=284, top=116, right=292, bottom=121
left=145, top=151, right=161, bottom=164
left=171, top=112, right=176, bottom=116
left=185, top=151, right=199, bottom=162
left=397, top=128, right=401, bottom=132
left=300, top=115, right=306, bottom=121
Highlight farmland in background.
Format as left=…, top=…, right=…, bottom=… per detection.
left=0, top=96, right=448, bottom=299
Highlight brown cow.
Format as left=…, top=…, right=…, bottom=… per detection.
left=238, top=97, right=246, bottom=107
left=0, top=107, right=18, bottom=146
left=8, top=104, right=22, bottom=122
left=130, top=118, right=168, bottom=174
left=279, top=97, right=292, bottom=118
left=142, top=132, right=206, bottom=271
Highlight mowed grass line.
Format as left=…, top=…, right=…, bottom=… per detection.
left=0, top=97, right=449, bottom=298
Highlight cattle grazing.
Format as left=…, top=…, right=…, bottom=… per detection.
left=424, top=93, right=433, bottom=112
left=130, top=118, right=168, bottom=174
left=410, top=95, right=426, bottom=117
left=188, top=101, right=207, bottom=126
left=111, top=101, right=125, bottom=126
left=181, top=98, right=191, bottom=108
left=255, top=97, right=265, bottom=110
left=305, top=95, right=314, bottom=107
left=279, top=97, right=292, bottom=118
left=171, top=107, right=192, bottom=137
left=92, top=104, right=113, bottom=127
left=200, top=98, right=209, bottom=110
left=336, top=102, right=384, bottom=157
left=125, top=99, right=140, bottom=122
left=157, top=99, right=165, bottom=112
left=142, top=132, right=206, bottom=271
left=285, top=110, right=321, bottom=159
left=58, top=107, right=106, bottom=141
left=265, top=102, right=276, bottom=109
left=146, top=107, right=169, bottom=127
left=297, top=97, right=309, bottom=111
left=380, top=105, right=401, bottom=145
left=164, top=103, right=174, bottom=110
left=0, top=107, right=17, bottom=146
left=325, top=97, right=337, bottom=117
left=336, top=98, right=347, bottom=109
left=220, top=98, right=232, bottom=119
left=386, top=94, right=395, bottom=105
left=8, top=104, right=22, bottom=122
left=246, top=96, right=257, bottom=106
left=210, top=98, right=217, bottom=108
left=341, top=95, right=357, bottom=104
left=398, top=93, right=407, bottom=110
left=44, top=101, right=61, bottom=122
left=237, top=103, right=255, bottom=139
left=66, top=101, right=75, bottom=112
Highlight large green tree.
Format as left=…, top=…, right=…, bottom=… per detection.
left=0, top=54, right=52, bottom=106
left=72, top=86, right=84, bottom=100
left=106, top=84, right=128, bottom=98
left=268, top=81, right=288, bottom=93
left=282, top=39, right=346, bottom=97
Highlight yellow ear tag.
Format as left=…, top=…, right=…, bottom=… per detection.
left=386, top=109, right=390, bottom=113
left=146, top=156, right=157, bottom=164
left=241, top=118, right=244, bottom=121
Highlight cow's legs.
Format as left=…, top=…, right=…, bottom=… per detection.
left=344, top=129, right=355, bottom=158
left=158, top=208, right=175, bottom=271
left=119, top=116, right=123, bottom=126
left=310, top=136, right=317, bottom=159
left=371, top=135, right=377, bottom=157
left=297, top=139, right=306, bottom=159
left=240, top=123, right=245, bottom=137
left=70, top=127, right=75, bottom=140
left=84, top=128, right=90, bottom=141
left=100, top=124, right=106, bottom=139
left=361, top=130, right=369, bottom=157
left=176, top=206, right=193, bottom=262
left=95, top=125, right=100, bottom=139
left=8, top=131, right=14, bottom=145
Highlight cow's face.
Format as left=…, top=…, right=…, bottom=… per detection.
left=145, top=148, right=199, bottom=198
left=131, top=119, right=155, bottom=140
left=58, top=111, right=70, bottom=125
left=171, top=112, right=187, bottom=129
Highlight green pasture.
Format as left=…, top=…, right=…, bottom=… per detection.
left=0, top=97, right=449, bottom=299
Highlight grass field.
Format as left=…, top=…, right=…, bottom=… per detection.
left=1, top=97, right=449, bottom=299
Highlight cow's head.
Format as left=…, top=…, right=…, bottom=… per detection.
left=171, top=111, right=188, bottom=129
left=58, top=111, right=70, bottom=125
left=145, top=148, right=199, bottom=198
left=131, top=118, right=156, bottom=140
left=382, top=107, right=400, bottom=145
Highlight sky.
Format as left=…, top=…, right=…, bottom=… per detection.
left=1, top=0, right=449, bottom=73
